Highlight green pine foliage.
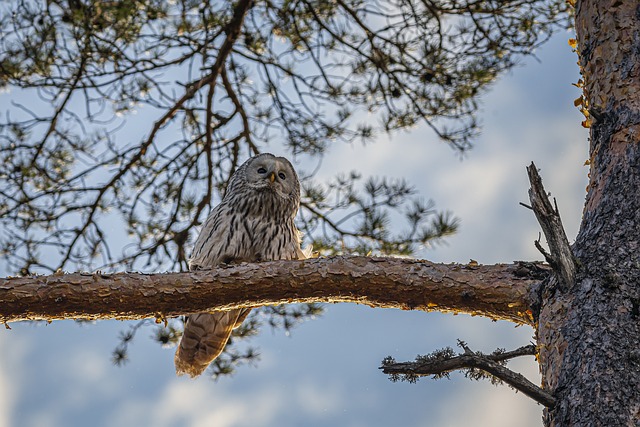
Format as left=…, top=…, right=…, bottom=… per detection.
left=0, top=0, right=570, bottom=378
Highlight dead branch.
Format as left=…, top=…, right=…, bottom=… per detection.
left=381, top=341, right=555, bottom=408
left=526, top=162, right=576, bottom=288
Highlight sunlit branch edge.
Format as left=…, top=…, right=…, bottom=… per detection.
left=0, top=255, right=548, bottom=325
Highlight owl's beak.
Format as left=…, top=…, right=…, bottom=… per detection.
left=269, top=172, right=276, bottom=183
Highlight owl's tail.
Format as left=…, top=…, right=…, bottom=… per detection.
left=174, top=308, right=251, bottom=378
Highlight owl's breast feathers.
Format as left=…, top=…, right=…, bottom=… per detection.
left=189, top=189, right=302, bottom=269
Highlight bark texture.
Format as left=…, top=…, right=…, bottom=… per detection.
left=539, top=1, right=640, bottom=425
left=0, top=256, right=544, bottom=325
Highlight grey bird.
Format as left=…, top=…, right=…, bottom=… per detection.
left=174, top=153, right=307, bottom=378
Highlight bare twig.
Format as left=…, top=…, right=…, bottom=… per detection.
left=381, top=341, right=555, bottom=408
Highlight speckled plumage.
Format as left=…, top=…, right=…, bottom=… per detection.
left=174, top=153, right=306, bottom=378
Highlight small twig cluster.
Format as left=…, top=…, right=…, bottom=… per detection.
left=380, top=340, right=555, bottom=408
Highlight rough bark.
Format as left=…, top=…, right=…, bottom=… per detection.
left=0, top=256, right=545, bottom=325
left=538, top=1, right=640, bottom=425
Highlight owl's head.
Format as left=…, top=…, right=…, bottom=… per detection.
left=235, top=153, right=300, bottom=201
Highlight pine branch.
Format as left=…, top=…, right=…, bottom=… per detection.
left=0, top=256, right=547, bottom=325
left=380, top=341, right=556, bottom=408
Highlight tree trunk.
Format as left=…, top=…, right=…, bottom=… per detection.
left=539, top=1, right=640, bottom=425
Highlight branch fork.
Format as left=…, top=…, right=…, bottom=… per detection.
left=380, top=340, right=555, bottom=408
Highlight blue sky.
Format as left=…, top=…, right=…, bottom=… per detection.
left=0, top=26, right=588, bottom=427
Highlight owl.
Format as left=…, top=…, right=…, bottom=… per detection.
left=174, top=153, right=307, bottom=378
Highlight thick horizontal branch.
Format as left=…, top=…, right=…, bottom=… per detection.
left=0, top=256, right=547, bottom=325
left=381, top=343, right=555, bottom=408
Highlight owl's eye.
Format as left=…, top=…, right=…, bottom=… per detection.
left=278, top=172, right=286, bottom=180
left=257, top=167, right=267, bottom=174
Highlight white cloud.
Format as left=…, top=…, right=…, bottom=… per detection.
left=109, top=379, right=288, bottom=427
left=294, top=379, right=345, bottom=416
left=106, top=373, right=356, bottom=427
left=57, top=348, right=120, bottom=407
left=0, top=337, right=13, bottom=427
left=434, top=382, right=543, bottom=427
left=62, top=347, right=111, bottom=382
left=0, top=330, right=30, bottom=427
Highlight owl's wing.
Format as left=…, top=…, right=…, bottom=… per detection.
left=188, top=204, right=232, bottom=268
